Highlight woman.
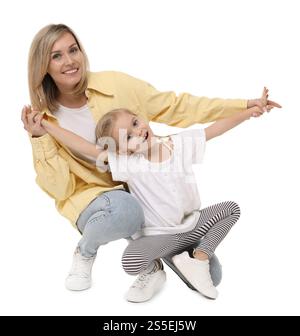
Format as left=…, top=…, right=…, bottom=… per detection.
left=21, top=24, right=280, bottom=302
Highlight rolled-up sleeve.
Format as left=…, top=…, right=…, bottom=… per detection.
left=30, top=133, right=76, bottom=201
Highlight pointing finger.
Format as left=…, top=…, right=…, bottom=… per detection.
left=267, top=100, right=282, bottom=108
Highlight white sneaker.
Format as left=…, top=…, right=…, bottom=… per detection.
left=65, top=247, right=96, bottom=291
left=172, top=251, right=218, bottom=299
left=126, top=268, right=166, bottom=303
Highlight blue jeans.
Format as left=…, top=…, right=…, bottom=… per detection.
left=76, top=189, right=222, bottom=287
left=77, top=190, right=144, bottom=257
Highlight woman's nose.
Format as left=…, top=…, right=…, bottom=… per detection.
left=64, top=53, right=74, bottom=65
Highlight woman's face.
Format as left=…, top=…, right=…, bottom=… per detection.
left=47, top=32, right=84, bottom=93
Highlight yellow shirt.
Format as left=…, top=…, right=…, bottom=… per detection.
left=30, top=71, right=247, bottom=226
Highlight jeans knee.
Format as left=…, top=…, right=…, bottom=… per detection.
left=114, top=192, right=145, bottom=237
left=77, top=190, right=145, bottom=250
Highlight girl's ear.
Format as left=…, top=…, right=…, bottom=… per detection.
left=116, top=147, right=123, bottom=155
left=117, top=148, right=133, bottom=155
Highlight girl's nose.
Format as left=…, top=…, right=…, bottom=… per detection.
left=133, top=128, right=142, bottom=137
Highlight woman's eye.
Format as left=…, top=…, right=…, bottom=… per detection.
left=127, top=135, right=131, bottom=141
left=52, top=53, right=61, bottom=60
left=133, top=119, right=138, bottom=127
left=70, top=47, right=78, bottom=54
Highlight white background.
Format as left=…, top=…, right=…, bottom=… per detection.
left=0, top=0, right=299, bottom=316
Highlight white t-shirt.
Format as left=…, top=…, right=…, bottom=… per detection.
left=54, top=104, right=97, bottom=163
left=107, top=129, right=206, bottom=239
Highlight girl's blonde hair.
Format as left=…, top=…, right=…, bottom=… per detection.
left=95, top=108, right=137, bottom=148
left=28, top=24, right=89, bottom=113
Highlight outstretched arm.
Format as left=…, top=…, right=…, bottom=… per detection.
left=41, top=119, right=101, bottom=159
left=205, top=87, right=269, bottom=141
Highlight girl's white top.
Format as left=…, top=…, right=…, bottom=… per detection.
left=107, top=129, right=206, bottom=239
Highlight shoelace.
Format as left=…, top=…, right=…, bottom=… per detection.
left=131, top=272, right=151, bottom=289
left=70, top=255, right=93, bottom=278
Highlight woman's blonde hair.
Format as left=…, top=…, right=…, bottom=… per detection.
left=28, top=24, right=89, bottom=112
left=95, top=108, right=137, bottom=148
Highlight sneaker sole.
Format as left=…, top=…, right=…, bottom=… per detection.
left=162, top=256, right=197, bottom=291
left=65, top=280, right=92, bottom=291
left=172, top=255, right=218, bottom=300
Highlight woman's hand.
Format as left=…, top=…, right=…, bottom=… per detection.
left=21, top=105, right=47, bottom=137
left=247, top=87, right=282, bottom=117
left=251, top=87, right=275, bottom=118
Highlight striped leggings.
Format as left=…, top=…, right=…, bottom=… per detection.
left=122, top=201, right=240, bottom=275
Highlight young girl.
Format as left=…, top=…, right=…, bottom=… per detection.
left=40, top=88, right=271, bottom=301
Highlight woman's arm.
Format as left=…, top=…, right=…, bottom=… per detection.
left=41, top=119, right=101, bottom=159
left=22, top=106, right=76, bottom=200
left=122, top=72, right=280, bottom=126
left=113, top=71, right=247, bottom=126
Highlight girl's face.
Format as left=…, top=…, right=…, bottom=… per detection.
left=112, top=112, right=154, bottom=154
left=47, top=32, right=84, bottom=93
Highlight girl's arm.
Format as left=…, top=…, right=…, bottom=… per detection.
left=205, top=106, right=259, bottom=140
left=41, top=119, right=102, bottom=159
left=205, top=87, right=268, bottom=141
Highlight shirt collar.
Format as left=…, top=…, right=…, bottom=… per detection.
left=42, top=71, right=114, bottom=118
left=86, top=71, right=114, bottom=96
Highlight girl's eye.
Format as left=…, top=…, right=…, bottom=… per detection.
left=133, top=119, right=138, bottom=127
left=127, top=135, right=131, bottom=141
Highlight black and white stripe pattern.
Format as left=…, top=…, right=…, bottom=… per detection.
left=122, top=201, right=240, bottom=275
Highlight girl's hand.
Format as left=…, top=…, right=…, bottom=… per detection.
left=251, top=106, right=264, bottom=118
left=21, top=105, right=47, bottom=137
